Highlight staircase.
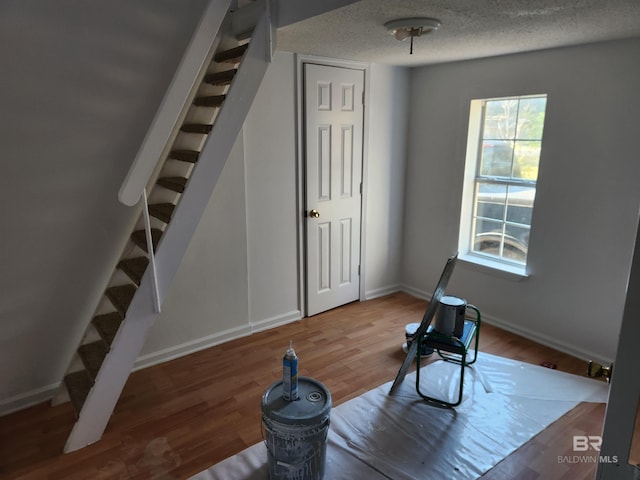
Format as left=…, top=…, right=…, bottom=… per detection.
left=54, top=0, right=274, bottom=453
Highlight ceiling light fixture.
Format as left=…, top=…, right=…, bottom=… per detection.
left=384, top=17, right=441, bottom=55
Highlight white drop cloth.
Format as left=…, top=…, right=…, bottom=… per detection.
left=190, top=352, right=608, bottom=480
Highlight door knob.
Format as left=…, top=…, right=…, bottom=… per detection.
left=309, top=209, right=320, bottom=218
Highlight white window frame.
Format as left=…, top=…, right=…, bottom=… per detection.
left=459, top=95, right=546, bottom=277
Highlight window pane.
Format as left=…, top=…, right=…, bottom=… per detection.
left=506, top=186, right=535, bottom=225
left=513, top=141, right=541, bottom=181
left=472, top=218, right=503, bottom=257
left=480, top=141, right=514, bottom=177
left=484, top=99, right=517, bottom=139
left=476, top=183, right=506, bottom=221
left=516, top=97, right=547, bottom=140
left=503, top=224, right=529, bottom=263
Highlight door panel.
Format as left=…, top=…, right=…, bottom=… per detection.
left=305, top=63, right=364, bottom=316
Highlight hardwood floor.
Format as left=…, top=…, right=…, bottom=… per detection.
left=0, top=292, right=613, bottom=479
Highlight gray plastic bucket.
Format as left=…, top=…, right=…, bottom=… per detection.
left=261, top=376, right=331, bottom=480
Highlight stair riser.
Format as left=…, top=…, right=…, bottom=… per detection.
left=105, top=285, right=137, bottom=318
left=131, top=229, right=162, bottom=254
left=181, top=124, right=213, bottom=134
left=214, top=43, right=248, bottom=63
left=157, top=177, right=188, bottom=194
left=118, top=258, right=149, bottom=286
left=77, top=342, right=109, bottom=382
left=193, top=95, right=226, bottom=108
left=148, top=204, right=175, bottom=224
left=204, top=69, right=236, bottom=86
left=169, top=150, right=200, bottom=163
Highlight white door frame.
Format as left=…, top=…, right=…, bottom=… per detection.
left=295, top=54, right=370, bottom=317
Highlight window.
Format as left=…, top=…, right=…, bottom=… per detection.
left=459, top=95, right=547, bottom=274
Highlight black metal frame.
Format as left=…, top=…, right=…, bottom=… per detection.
left=415, top=306, right=481, bottom=407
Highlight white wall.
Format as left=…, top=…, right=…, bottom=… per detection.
left=244, top=52, right=301, bottom=329
left=363, top=64, right=409, bottom=298
left=402, top=38, right=640, bottom=363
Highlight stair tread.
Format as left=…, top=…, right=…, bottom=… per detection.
left=92, top=312, right=122, bottom=346
left=157, top=176, right=188, bottom=193
left=117, top=257, right=149, bottom=286
left=203, top=69, right=237, bottom=85
left=214, top=43, right=248, bottom=63
left=193, top=95, right=226, bottom=108
left=64, top=371, right=92, bottom=418
left=77, top=341, right=109, bottom=382
left=181, top=123, right=213, bottom=134
left=148, top=203, right=175, bottom=224
left=105, top=284, right=137, bottom=317
left=169, top=149, right=200, bottom=163
left=131, top=229, right=162, bottom=253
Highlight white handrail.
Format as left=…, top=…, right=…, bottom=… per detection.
left=141, top=189, right=161, bottom=313
left=118, top=0, right=232, bottom=207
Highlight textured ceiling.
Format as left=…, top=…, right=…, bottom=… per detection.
left=277, top=0, right=640, bottom=66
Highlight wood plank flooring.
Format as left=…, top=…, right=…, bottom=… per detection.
left=0, top=292, right=615, bottom=479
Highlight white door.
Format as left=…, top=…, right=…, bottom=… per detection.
left=304, top=63, right=364, bottom=316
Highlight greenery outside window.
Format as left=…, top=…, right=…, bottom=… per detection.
left=459, top=95, right=547, bottom=274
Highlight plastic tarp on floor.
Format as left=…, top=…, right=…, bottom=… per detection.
left=190, top=352, right=609, bottom=479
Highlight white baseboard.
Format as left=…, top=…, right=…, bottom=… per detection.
left=0, top=382, right=60, bottom=416
left=133, top=323, right=253, bottom=371
left=399, top=284, right=432, bottom=301
left=133, top=310, right=303, bottom=371
left=250, top=310, right=302, bottom=333
left=399, top=285, right=613, bottom=365
left=364, top=284, right=402, bottom=300
left=480, top=314, right=614, bottom=366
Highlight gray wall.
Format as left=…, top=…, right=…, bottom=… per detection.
left=363, top=64, right=409, bottom=297
left=402, top=38, right=640, bottom=363
left=0, top=0, right=209, bottom=412
left=244, top=53, right=301, bottom=329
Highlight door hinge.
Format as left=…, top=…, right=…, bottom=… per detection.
left=362, top=91, right=365, bottom=105
left=359, top=182, right=363, bottom=194
left=358, top=265, right=361, bottom=275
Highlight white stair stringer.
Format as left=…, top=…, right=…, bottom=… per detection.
left=63, top=8, right=275, bottom=453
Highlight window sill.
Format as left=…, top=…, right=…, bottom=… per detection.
left=458, top=253, right=529, bottom=281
